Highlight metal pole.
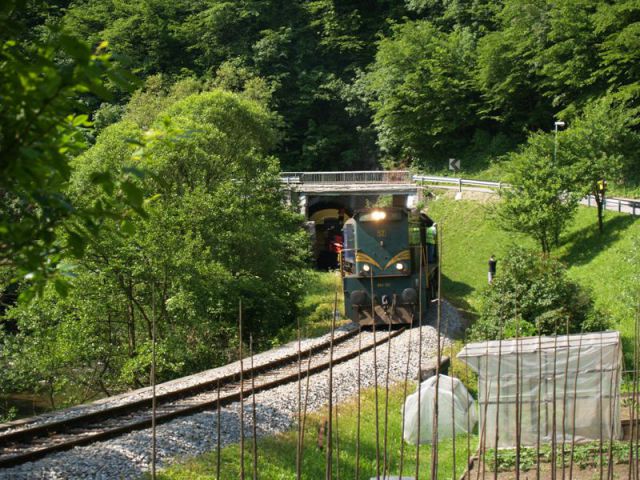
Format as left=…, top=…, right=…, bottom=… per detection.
left=598, top=331, right=604, bottom=480
left=250, top=335, right=258, bottom=480
left=431, top=225, right=443, bottom=480
left=606, top=341, right=620, bottom=480
left=355, top=324, right=362, bottom=480
left=561, top=320, right=570, bottom=480
left=335, top=401, right=341, bottom=480
left=634, top=304, right=640, bottom=480
left=383, top=319, right=393, bottom=478
left=629, top=307, right=639, bottom=480
left=477, top=340, right=491, bottom=480
left=398, top=316, right=414, bottom=479
left=464, top=330, right=471, bottom=480
left=296, top=319, right=302, bottom=480
left=492, top=318, right=503, bottom=480
left=415, top=245, right=424, bottom=480
left=151, top=284, right=157, bottom=480
left=239, top=300, right=245, bottom=480
left=300, top=329, right=313, bottom=470
left=569, top=331, right=585, bottom=479
left=325, top=288, right=338, bottom=480
left=216, top=379, right=222, bottom=480
left=536, top=322, right=542, bottom=480
left=370, top=269, right=381, bottom=479
left=551, top=320, right=559, bottom=480
left=515, top=297, right=522, bottom=480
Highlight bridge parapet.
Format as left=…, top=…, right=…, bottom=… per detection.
left=281, top=170, right=412, bottom=185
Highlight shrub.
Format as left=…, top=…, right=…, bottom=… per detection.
left=470, top=247, right=608, bottom=341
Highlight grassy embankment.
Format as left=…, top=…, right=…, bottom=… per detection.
left=426, top=192, right=640, bottom=357
left=293, top=269, right=347, bottom=339
left=156, top=384, right=473, bottom=480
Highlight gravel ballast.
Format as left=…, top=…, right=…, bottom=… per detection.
left=0, top=300, right=462, bottom=479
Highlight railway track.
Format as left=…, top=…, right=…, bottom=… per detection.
left=0, top=325, right=404, bottom=468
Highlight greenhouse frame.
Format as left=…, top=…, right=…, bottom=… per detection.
left=457, top=331, right=622, bottom=448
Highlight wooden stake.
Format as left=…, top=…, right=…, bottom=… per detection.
left=415, top=244, right=424, bottom=480
left=151, top=284, right=157, bottom=480
left=398, top=316, right=414, bottom=479
left=325, top=288, right=338, bottom=480
left=296, top=319, right=302, bottom=480
left=492, top=319, right=504, bottom=480
left=239, top=300, right=245, bottom=480
left=382, top=319, right=393, bottom=478
left=369, top=269, right=381, bottom=480
left=250, top=335, right=258, bottom=480
left=355, top=324, right=362, bottom=480
left=217, top=379, right=222, bottom=479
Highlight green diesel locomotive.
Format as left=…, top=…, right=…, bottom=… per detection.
left=340, top=207, right=438, bottom=326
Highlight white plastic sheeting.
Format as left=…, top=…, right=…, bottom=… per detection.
left=457, top=331, right=623, bottom=448
left=403, top=374, right=478, bottom=445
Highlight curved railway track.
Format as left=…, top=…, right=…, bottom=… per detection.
left=0, top=325, right=404, bottom=468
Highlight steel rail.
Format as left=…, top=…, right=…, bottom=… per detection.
left=0, top=326, right=390, bottom=469
left=0, top=327, right=360, bottom=442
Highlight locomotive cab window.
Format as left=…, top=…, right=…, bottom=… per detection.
left=342, top=221, right=356, bottom=274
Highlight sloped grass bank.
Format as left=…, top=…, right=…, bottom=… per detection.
left=293, top=270, right=347, bottom=340
left=426, top=193, right=639, bottom=355
left=156, top=383, right=474, bottom=479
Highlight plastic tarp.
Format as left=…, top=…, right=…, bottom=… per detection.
left=457, top=331, right=623, bottom=448
left=403, top=374, right=478, bottom=445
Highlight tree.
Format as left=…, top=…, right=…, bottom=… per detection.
left=0, top=0, right=139, bottom=291
left=364, top=20, right=479, bottom=167
left=495, top=132, right=581, bottom=255
left=2, top=89, right=308, bottom=400
left=470, top=246, right=607, bottom=341
left=475, top=1, right=552, bottom=133
left=593, top=0, right=640, bottom=104
left=562, top=96, right=639, bottom=233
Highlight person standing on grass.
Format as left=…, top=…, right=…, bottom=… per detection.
left=426, top=222, right=437, bottom=263
left=488, top=255, right=497, bottom=284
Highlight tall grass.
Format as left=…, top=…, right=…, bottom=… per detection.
left=157, top=384, right=474, bottom=479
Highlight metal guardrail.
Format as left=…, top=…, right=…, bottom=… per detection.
left=584, top=195, right=640, bottom=216
left=412, top=174, right=509, bottom=190
left=280, top=171, right=639, bottom=216
left=415, top=175, right=639, bottom=216
left=280, top=170, right=412, bottom=184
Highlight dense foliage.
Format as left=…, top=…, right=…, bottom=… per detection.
left=0, top=90, right=308, bottom=405
left=11, top=0, right=632, bottom=173
left=0, top=0, right=140, bottom=289
left=470, top=247, right=608, bottom=341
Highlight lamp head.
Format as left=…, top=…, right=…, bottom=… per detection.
left=554, top=121, right=566, bottom=127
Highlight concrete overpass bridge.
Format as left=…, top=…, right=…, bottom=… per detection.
left=280, top=170, right=421, bottom=218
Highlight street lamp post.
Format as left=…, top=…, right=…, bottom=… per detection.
left=553, top=120, right=565, bottom=164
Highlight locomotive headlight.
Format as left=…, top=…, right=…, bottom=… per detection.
left=362, top=264, right=371, bottom=272
left=395, top=262, right=404, bottom=271
left=371, top=210, right=386, bottom=221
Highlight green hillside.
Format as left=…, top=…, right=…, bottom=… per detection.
left=427, top=192, right=640, bottom=353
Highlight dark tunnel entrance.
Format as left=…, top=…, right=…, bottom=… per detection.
left=307, top=200, right=353, bottom=270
